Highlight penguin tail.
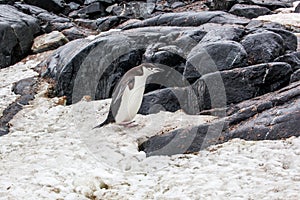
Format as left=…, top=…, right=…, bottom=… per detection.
left=93, top=109, right=115, bottom=129
left=92, top=114, right=115, bottom=129
left=92, top=119, right=110, bottom=129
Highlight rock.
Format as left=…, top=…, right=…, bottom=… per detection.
left=295, top=2, right=300, bottom=13
left=173, top=1, right=209, bottom=12
left=199, top=24, right=245, bottom=43
left=208, top=0, right=295, bottom=11
left=250, top=0, right=295, bottom=10
left=184, top=40, right=248, bottom=80
left=122, top=11, right=250, bottom=30
left=67, top=0, right=84, bottom=4
left=1, top=77, right=38, bottom=136
left=84, top=0, right=114, bottom=4
left=246, top=20, right=287, bottom=30
left=41, top=26, right=213, bottom=104
left=265, top=28, right=298, bottom=52
left=14, top=2, right=72, bottom=33
left=74, top=18, right=98, bottom=30
left=62, top=26, right=98, bottom=40
left=0, top=0, right=16, bottom=4
left=66, top=2, right=80, bottom=11
left=38, top=38, right=92, bottom=103
left=275, top=52, right=300, bottom=71
left=141, top=62, right=292, bottom=115
left=139, top=88, right=182, bottom=115
left=171, top=2, right=185, bottom=9
left=0, top=5, right=40, bottom=68
left=111, top=2, right=155, bottom=19
left=23, top=0, right=66, bottom=13
left=229, top=4, right=271, bottom=19
left=70, top=1, right=107, bottom=19
left=290, top=69, right=300, bottom=83
left=212, top=62, right=292, bottom=105
left=140, top=81, right=300, bottom=156
left=32, top=31, right=69, bottom=53
left=96, top=16, right=128, bottom=32
left=241, top=31, right=284, bottom=64
left=206, top=0, right=237, bottom=11
left=143, top=43, right=186, bottom=73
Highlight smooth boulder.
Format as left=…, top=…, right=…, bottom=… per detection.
left=241, top=31, right=284, bottom=64
left=229, top=4, right=271, bottom=19
left=0, top=5, right=40, bottom=68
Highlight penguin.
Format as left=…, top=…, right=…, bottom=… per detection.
left=93, top=63, right=164, bottom=128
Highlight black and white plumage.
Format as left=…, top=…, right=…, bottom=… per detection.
left=93, top=63, right=164, bottom=128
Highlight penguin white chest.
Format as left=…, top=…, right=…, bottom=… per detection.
left=115, top=76, right=147, bottom=123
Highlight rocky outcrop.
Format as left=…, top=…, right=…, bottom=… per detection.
left=23, top=0, right=66, bottom=13
left=229, top=4, right=271, bottom=18
left=140, top=81, right=300, bottom=156
left=207, top=0, right=296, bottom=11
left=0, top=5, right=40, bottom=68
left=139, top=62, right=292, bottom=115
left=122, top=11, right=250, bottom=30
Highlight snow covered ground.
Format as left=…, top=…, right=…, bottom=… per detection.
left=0, top=54, right=300, bottom=199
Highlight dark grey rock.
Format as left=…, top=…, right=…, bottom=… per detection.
left=140, top=62, right=292, bottom=115
left=0, top=5, right=40, bottom=68
left=143, top=43, right=186, bottom=73
left=1, top=77, right=38, bottom=136
left=40, top=26, right=211, bottom=104
left=85, top=0, right=114, bottom=4
left=140, top=81, right=300, bottom=156
left=208, top=0, right=294, bottom=11
left=229, top=4, right=271, bottom=19
left=96, top=16, right=128, bottom=31
left=213, top=62, right=292, bottom=105
left=74, top=18, right=98, bottom=30
left=184, top=40, right=248, bottom=80
left=70, top=1, right=107, bottom=19
left=62, top=26, right=98, bottom=40
left=23, top=0, right=66, bottom=13
left=250, top=0, right=295, bottom=10
left=199, top=24, right=245, bottom=43
left=241, top=31, right=284, bottom=64
left=275, top=52, right=300, bottom=72
left=246, top=20, right=286, bottom=30
left=265, top=28, right=298, bottom=52
left=122, top=11, right=250, bottom=30
left=290, top=69, right=300, bottom=83
left=171, top=1, right=185, bottom=9
left=295, top=2, right=300, bottom=13
left=111, top=2, right=155, bottom=19
left=0, top=0, right=17, bottom=4
left=206, top=0, right=237, bottom=11
left=14, top=2, right=72, bottom=33
left=67, top=2, right=80, bottom=10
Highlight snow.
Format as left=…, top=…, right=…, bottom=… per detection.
left=0, top=53, right=300, bottom=199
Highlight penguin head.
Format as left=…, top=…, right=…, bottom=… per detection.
left=141, top=63, right=164, bottom=76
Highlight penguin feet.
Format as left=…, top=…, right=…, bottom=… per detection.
left=118, top=121, right=138, bottom=128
